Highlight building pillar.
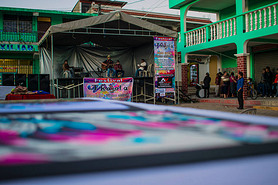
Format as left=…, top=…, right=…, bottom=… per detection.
left=181, top=63, right=188, bottom=94
left=235, top=53, right=249, bottom=100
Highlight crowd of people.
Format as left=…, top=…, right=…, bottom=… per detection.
left=214, top=71, right=239, bottom=99
left=204, top=66, right=278, bottom=100
left=257, top=67, right=278, bottom=98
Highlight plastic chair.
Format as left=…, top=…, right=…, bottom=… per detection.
left=139, top=64, right=153, bottom=77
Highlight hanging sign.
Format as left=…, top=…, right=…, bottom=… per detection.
left=153, top=37, right=175, bottom=98
left=83, top=78, right=133, bottom=101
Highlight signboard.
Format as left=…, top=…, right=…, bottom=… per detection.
left=0, top=44, right=37, bottom=52
left=157, top=77, right=173, bottom=88
left=154, top=37, right=175, bottom=98
left=83, top=78, right=133, bottom=101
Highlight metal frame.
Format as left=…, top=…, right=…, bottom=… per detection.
left=132, top=77, right=155, bottom=104
left=62, top=27, right=166, bottom=38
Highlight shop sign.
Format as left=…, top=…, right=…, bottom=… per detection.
left=0, top=44, right=35, bottom=51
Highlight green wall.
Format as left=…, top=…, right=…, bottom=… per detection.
left=221, top=55, right=237, bottom=68
left=0, top=12, right=3, bottom=30
left=219, top=5, right=236, bottom=20
left=33, top=59, right=40, bottom=74
left=51, top=15, right=63, bottom=25
left=248, top=0, right=277, bottom=11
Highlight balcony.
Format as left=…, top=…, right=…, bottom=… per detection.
left=0, top=31, right=38, bottom=43
left=184, top=2, right=277, bottom=48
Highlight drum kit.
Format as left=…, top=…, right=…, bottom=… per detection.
left=195, top=83, right=205, bottom=98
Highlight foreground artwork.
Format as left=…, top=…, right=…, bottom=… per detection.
left=154, top=37, right=175, bottom=98
left=83, top=78, right=133, bottom=101
left=0, top=100, right=278, bottom=179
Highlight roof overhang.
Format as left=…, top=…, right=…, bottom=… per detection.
left=38, top=11, right=177, bottom=47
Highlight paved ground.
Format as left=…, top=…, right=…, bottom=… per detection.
left=177, top=102, right=278, bottom=118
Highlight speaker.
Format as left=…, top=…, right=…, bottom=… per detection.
left=39, top=74, right=50, bottom=93
left=2, top=74, right=14, bottom=86
left=15, top=74, right=27, bottom=86
left=28, top=74, right=38, bottom=91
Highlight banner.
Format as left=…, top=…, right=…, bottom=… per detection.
left=83, top=78, right=133, bottom=101
left=154, top=37, right=175, bottom=98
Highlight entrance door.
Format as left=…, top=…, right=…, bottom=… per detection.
left=37, top=17, right=51, bottom=40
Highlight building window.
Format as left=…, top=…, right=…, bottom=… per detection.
left=3, top=15, right=32, bottom=33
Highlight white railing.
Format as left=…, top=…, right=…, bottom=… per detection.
left=185, top=17, right=236, bottom=47
left=185, top=27, right=206, bottom=47
left=210, top=18, right=237, bottom=41
left=245, top=4, right=277, bottom=32
left=184, top=3, right=278, bottom=47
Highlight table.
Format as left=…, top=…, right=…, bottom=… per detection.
left=0, top=86, right=15, bottom=100
left=5, top=94, right=56, bottom=100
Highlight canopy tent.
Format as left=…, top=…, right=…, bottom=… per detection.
left=38, top=11, right=177, bottom=87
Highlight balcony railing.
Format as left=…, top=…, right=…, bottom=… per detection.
left=245, top=4, right=277, bottom=32
left=184, top=2, right=278, bottom=47
left=0, top=31, right=38, bottom=43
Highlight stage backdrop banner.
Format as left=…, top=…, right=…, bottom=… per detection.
left=154, top=37, right=175, bottom=98
left=83, top=78, right=133, bottom=101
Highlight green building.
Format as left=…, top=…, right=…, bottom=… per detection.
left=169, top=0, right=278, bottom=98
left=0, top=6, right=97, bottom=84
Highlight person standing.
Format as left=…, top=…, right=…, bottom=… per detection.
left=237, top=72, right=244, bottom=110
left=215, top=73, right=220, bottom=97
left=258, top=69, right=267, bottom=97
left=203, top=72, right=211, bottom=98
left=135, top=59, right=147, bottom=77
left=265, top=66, right=273, bottom=97
left=229, top=72, right=237, bottom=97
left=221, top=71, right=229, bottom=99
left=273, top=68, right=278, bottom=97
left=114, top=60, right=125, bottom=77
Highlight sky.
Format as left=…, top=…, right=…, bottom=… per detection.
left=0, top=0, right=216, bottom=21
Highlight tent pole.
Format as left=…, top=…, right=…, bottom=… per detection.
left=176, top=50, right=180, bottom=104
left=51, top=34, right=54, bottom=95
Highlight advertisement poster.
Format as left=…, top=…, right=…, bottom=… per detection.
left=154, top=37, right=175, bottom=98
left=83, top=78, right=133, bottom=101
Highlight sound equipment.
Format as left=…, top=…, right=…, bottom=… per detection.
left=15, top=74, right=27, bottom=86
left=73, top=67, right=83, bottom=78
left=28, top=74, right=38, bottom=91
left=2, top=74, right=14, bottom=86
left=39, top=74, right=50, bottom=93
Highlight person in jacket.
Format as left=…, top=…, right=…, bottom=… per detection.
left=114, top=60, right=124, bottom=77
left=257, top=68, right=266, bottom=97
left=229, top=72, right=237, bottom=97
left=265, top=66, right=273, bottom=97
left=203, top=72, right=211, bottom=98
left=273, top=68, right=278, bottom=97
left=102, top=55, right=116, bottom=77
left=237, top=72, right=244, bottom=109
